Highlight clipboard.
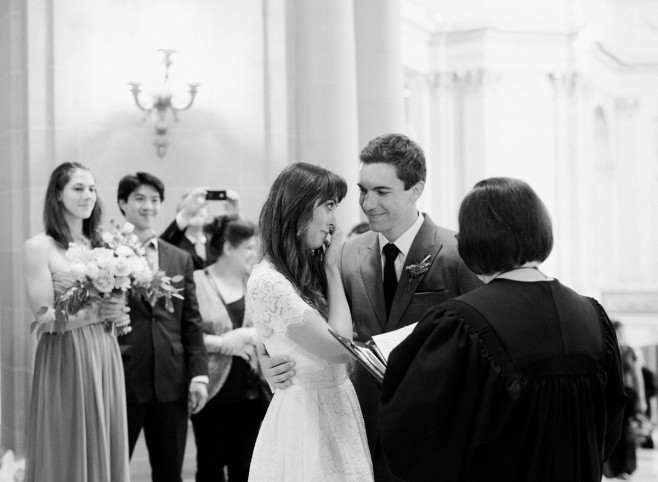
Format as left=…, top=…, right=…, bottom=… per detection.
left=329, top=329, right=385, bottom=383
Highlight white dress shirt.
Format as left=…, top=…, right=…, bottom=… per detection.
left=378, top=213, right=424, bottom=281
left=142, top=236, right=209, bottom=386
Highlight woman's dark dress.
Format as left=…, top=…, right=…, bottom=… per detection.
left=191, top=297, right=263, bottom=482
left=380, top=279, right=628, bottom=482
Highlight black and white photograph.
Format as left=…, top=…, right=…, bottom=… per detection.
left=1, top=1, right=658, bottom=481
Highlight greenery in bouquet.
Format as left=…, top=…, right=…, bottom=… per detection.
left=32, top=221, right=183, bottom=335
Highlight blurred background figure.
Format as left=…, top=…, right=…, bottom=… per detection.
left=605, top=321, right=647, bottom=480
left=162, top=188, right=240, bottom=270
left=347, top=221, right=370, bottom=240
left=640, top=352, right=657, bottom=449
left=191, top=215, right=265, bottom=482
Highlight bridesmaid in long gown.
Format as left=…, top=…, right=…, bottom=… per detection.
left=23, top=162, right=131, bottom=482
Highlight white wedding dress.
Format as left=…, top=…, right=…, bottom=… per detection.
left=247, top=260, right=373, bottom=482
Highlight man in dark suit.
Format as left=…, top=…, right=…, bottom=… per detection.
left=117, top=172, right=209, bottom=482
left=342, top=133, right=481, bottom=480
left=161, top=187, right=241, bottom=270
left=259, top=134, right=481, bottom=481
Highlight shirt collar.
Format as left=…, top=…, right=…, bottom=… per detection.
left=378, top=212, right=424, bottom=258
left=185, top=232, right=206, bottom=246
left=143, top=236, right=159, bottom=250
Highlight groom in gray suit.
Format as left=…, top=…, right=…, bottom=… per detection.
left=342, top=133, right=481, bottom=480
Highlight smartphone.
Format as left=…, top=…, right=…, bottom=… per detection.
left=206, top=190, right=227, bottom=201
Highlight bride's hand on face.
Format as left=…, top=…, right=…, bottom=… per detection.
left=323, top=225, right=343, bottom=271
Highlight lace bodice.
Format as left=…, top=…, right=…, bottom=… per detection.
left=247, top=260, right=350, bottom=389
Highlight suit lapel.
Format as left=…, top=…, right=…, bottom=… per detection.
left=359, top=238, right=387, bottom=330
left=386, top=217, right=443, bottom=332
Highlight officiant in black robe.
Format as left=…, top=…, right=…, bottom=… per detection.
left=379, top=177, right=628, bottom=482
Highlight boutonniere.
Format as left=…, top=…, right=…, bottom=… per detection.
left=405, top=254, right=432, bottom=291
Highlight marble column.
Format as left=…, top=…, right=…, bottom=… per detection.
left=429, top=71, right=460, bottom=226
left=549, top=72, right=583, bottom=290
left=353, top=0, right=404, bottom=149
left=289, top=0, right=360, bottom=229
left=0, top=0, right=56, bottom=455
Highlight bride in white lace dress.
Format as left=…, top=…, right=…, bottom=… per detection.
left=247, top=163, right=373, bottom=481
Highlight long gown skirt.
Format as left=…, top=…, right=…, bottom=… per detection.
left=25, top=323, right=130, bottom=482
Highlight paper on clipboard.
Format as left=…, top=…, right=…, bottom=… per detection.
left=371, top=322, right=418, bottom=362
left=329, top=329, right=385, bottom=383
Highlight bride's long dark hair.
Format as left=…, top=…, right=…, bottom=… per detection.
left=259, top=163, right=347, bottom=318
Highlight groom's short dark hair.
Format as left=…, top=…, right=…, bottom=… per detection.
left=116, top=172, right=165, bottom=214
left=359, top=133, right=426, bottom=189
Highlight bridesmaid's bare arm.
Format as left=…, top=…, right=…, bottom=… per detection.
left=23, top=234, right=55, bottom=317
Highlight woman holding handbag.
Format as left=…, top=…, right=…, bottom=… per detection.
left=191, top=215, right=266, bottom=482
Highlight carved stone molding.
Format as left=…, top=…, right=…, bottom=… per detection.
left=430, top=69, right=502, bottom=92
left=428, top=71, right=458, bottom=91
left=548, top=72, right=580, bottom=95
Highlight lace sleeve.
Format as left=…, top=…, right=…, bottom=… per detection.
left=247, top=263, right=350, bottom=363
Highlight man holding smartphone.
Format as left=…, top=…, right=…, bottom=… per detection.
left=161, top=187, right=239, bottom=269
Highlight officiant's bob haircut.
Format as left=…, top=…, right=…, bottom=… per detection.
left=457, top=177, right=553, bottom=275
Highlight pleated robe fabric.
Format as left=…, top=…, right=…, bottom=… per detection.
left=380, top=279, right=628, bottom=482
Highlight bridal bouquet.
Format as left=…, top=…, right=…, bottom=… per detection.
left=33, top=222, right=183, bottom=336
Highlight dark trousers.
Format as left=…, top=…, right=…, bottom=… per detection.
left=127, top=400, right=188, bottom=482
left=191, top=396, right=263, bottom=482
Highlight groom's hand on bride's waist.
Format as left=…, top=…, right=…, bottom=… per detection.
left=257, top=342, right=295, bottom=391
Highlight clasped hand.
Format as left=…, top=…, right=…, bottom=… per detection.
left=257, top=342, right=295, bottom=390
left=99, top=293, right=131, bottom=334
left=211, top=327, right=258, bottom=368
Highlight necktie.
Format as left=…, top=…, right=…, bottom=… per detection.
left=144, top=239, right=159, bottom=272
left=383, top=243, right=400, bottom=318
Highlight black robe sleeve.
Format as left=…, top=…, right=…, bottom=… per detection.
left=380, top=305, right=517, bottom=481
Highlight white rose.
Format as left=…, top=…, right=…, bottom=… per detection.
left=114, top=276, right=131, bottom=291
left=114, top=256, right=132, bottom=277
left=115, top=245, right=134, bottom=258
left=95, top=251, right=117, bottom=275
left=84, top=262, right=100, bottom=280
left=122, top=223, right=135, bottom=234
left=101, top=231, right=114, bottom=245
left=93, top=268, right=114, bottom=293
left=131, top=258, right=154, bottom=284
left=93, top=247, right=114, bottom=261
left=66, top=245, right=86, bottom=263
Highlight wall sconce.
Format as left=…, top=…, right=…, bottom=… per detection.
left=129, top=49, right=199, bottom=158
